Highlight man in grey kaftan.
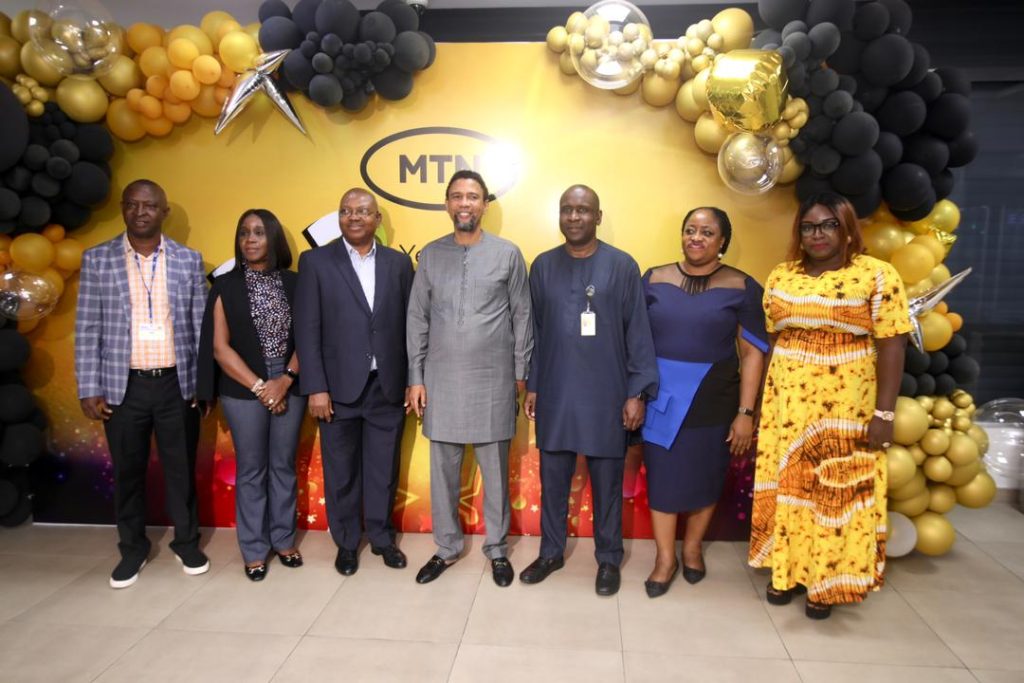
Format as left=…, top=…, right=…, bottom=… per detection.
left=406, top=170, right=532, bottom=587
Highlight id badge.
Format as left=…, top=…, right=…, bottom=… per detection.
left=138, top=322, right=166, bottom=341
left=580, top=311, right=596, bottom=336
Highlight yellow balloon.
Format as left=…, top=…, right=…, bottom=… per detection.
left=913, top=511, right=956, bottom=556
left=891, top=242, right=936, bottom=284
left=190, top=83, right=222, bottom=117
left=546, top=25, right=568, bottom=53
left=919, top=312, right=953, bottom=352
left=126, top=23, right=163, bottom=54
left=886, top=445, right=917, bottom=489
left=163, top=99, right=191, bottom=124
left=909, top=234, right=945, bottom=264
left=922, top=456, right=953, bottom=482
left=966, top=425, right=989, bottom=454
left=200, top=10, right=236, bottom=41
left=928, top=484, right=957, bottom=513
left=97, top=54, right=142, bottom=96
left=931, top=397, right=956, bottom=420
left=711, top=8, right=754, bottom=52
left=0, top=13, right=10, bottom=39
left=908, top=444, right=927, bottom=465
left=889, top=487, right=930, bottom=517
left=692, top=67, right=711, bottom=111
left=955, top=471, right=996, bottom=508
left=861, top=222, right=905, bottom=261
left=930, top=199, right=960, bottom=233
left=693, top=111, right=729, bottom=154
left=191, top=54, right=222, bottom=85
left=919, top=428, right=951, bottom=456
left=929, top=263, right=951, bottom=285
left=167, top=25, right=213, bottom=56
left=105, top=97, right=146, bottom=141
left=777, top=157, right=804, bottom=185
left=613, top=78, right=641, bottom=96
left=167, top=38, right=200, bottom=70
left=39, top=267, right=65, bottom=299
left=215, top=20, right=244, bottom=49
left=905, top=279, right=933, bottom=298
left=41, top=224, right=64, bottom=243
left=243, top=22, right=261, bottom=45
left=20, top=41, right=67, bottom=86
left=12, top=10, right=49, bottom=44
left=945, top=432, right=979, bottom=466
left=558, top=50, right=576, bottom=76
left=55, top=76, right=109, bottom=122
left=140, top=114, right=173, bottom=137
left=139, top=45, right=171, bottom=78
left=675, top=78, right=701, bottom=122
left=168, top=69, right=200, bottom=101
left=53, top=238, right=83, bottom=271
left=145, top=74, right=168, bottom=98
left=0, top=34, right=20, bottom=80
left=137, top=94, right=163, bottom=119
left=218, top=30, right=258, bottom=73
left=640, top=72, right=679, bottom=108
left=889, top=469, right=926, bottom=501
left=893, top=396, right=929, bottom=445
left=945, top=459, right=980, bottom=487
left=10, top=233, right=56, bottom=273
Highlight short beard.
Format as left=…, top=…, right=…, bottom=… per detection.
left=454, top=217, right=477, bottom=232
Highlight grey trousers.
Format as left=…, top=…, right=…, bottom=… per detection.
left=220, top=358, right=307, bottom=564
left=429, top=440, right=510, bottom=561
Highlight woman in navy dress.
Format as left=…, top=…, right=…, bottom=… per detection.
left=641, top=207, right=768, bottom=597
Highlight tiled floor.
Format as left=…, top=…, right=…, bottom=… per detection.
left=1, top=503, right=1023, bottom=682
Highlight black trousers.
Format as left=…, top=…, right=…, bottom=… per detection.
left=103, top=372, right=200, bottom=561
left=540, top=450, right=625, bottom=566
left=318, top=372, right=405, bottom=551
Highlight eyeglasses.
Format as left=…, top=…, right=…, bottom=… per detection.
left=340, top=208, right=375, bottom=218
left=799, top=219, right=840, bottom=236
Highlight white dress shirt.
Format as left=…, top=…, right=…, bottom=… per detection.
left=343, top=238, right=377, bottom=370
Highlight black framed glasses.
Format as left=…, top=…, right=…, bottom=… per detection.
left=799, top=219, right=840, bottom=236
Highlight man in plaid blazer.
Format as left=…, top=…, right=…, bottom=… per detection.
left=75, top=179, right=211, bottom=588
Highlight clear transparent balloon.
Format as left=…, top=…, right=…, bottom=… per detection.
left=716, top=132, right=784, bottom=195
left=0, top=271, right=59, bottom=322
left=570, top=1, right=651, bottom=90
left=27, top=0, right=121, bottom=77
left=975, top=398, right=1024, bottom=491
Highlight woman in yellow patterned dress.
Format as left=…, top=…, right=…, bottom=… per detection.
left=748, top=192, right=911, bottom=619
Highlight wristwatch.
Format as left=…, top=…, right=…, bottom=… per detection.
left=284, top=367, right=299, bottom=381
left=737, top=407, right=755, bottom=417
left=873, top=409, right=895, bottom=421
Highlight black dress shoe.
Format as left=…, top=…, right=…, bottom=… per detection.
left=682, top=565, right=706, bottom=585
left=276, top=550, right=303, bottom=568
left=766, top=581, right=807, bottom=605
left=416, top=555, right=454, bottom=584
left=372, top=544, right=408, bottom=569
left=595, top=562, right=621, bottom=596
left=245, top=563, right=268, bottom=582
left=644, top=562, right=679, bottom=598
left=519, top=556, right=564, bottom=585
left=491, top=558, right=514, bottom=587
left=335, top=548, right=358, bottom=576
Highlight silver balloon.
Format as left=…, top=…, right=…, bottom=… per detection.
left=0, top=271, right=59, bottom=321
left=907, top=267, right=972, bottom=351
left=886, top=511, right=917, bottom=558
left=215, top=49, right=306, bottom=136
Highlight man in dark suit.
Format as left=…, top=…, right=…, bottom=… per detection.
left=75, top=179, right=211, bottom=589
left=294, top=188, right=414, bottom=575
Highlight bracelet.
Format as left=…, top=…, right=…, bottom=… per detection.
left=873, top=409, right=895, bottom=421
left=284, top=367, right=299, bottom=381
left=737, top=407, right=755, bottom=417
left=251, top=378, right=266, bottom=395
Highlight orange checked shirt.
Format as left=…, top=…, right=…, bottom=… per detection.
left=125, top=235, right=176, bottom=369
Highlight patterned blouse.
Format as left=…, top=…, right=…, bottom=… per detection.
left=244, top=265, right=291, bottom=358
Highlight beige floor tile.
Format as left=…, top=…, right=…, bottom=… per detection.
left=159, top=559, right=342, bottom=635
left=308, top=567, right=478, bottom=642
left=272, top=636, right=456, bottom=682
left=619, top=540, right=753, bottom=584
left=793, top=661, right=976, bottom=683
left=94, top=629, right=299, bottom=683
left=0, top=523, right=118, bottom=557
left=765, top=587, right=960, bottom=667
left=13, top=555, right=218, bottom=628
left=0, top=554, right=105, bottom=621
left=619, top=577, right=786, bottom=659
left=900, top=588, right=1024, bottom=670
left=975, top=541, right=1024, bottom=581
left=972, top=670, right=1024, bottom=683
left=0, top=621, right=147, bottom=683
left=624, top=652, right=800, bottom=683
left=945, top=504, right=1024, bottom=543
left=462, top=572, right=621, bottom=651
left=450, top=643, right=624, bottom=683
left=886, top=537, right=1023, bottom=593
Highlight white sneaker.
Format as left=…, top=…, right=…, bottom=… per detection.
left=109, top=558, right=146, bottom=589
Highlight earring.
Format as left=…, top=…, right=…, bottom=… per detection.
left=717, top=252, right=723, bottom=259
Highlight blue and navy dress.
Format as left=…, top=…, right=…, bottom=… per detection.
left=641, top=264, right=768, bottom=512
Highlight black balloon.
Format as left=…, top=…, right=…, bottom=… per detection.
left=876, top=90, right=926, bottom=136
left=932, top=169, right=954, bottom=200
left=895, top=43, right=931, bottom=89
left=782, top=20, right=807, bottom=38
left=4, top=166, right=31, bottom=193
left=259, top=0, right=292, bottom=22
left=831, top=111, right=879, bottom=155
left=846, top=184, right=882, bottom=217
left=752, top=29, right=783, bottom=49
left=905, top=345, right=931, bottom=375
left=861, top=34, right=914, bottom=86
left=758, top=0, right=810, bottom=31
left=911, top=72, right=943, bottom=103
left=890, top=188, right=936, bottom=221
left=783, top=31, right=811, bottom=61
left=378, top=0, right=419, bottom=33
left=837, top=74, right=857, bottom=94
left=903, top=134, right=949, bottom=176
left=809, top=67, right=839, bottom=97
left=23, top=145, right=50, bottom=171
left=0, top=384, right=34, bottom=424
left=879, top=0, right=912, bottom=35
left=933, top=373, right=957, bottom=396
left=45, top=156, right=73, bottom=179
left=899, top=373, right=917, bottom=396
left=372, top=66, right=413, bottom=100
left=342, top=89, right=369, bottom=112
left=300, top=39, right=317, bottom=59
left=804, top=114, right=835, bottom=143
left=360, top=12, right=397, bottom=43
left=935, top=67, right=971, bottom=97
left=949, top=355, right=980, bottom=385
left=778, top=44, right=796, bottom=67
left=308, top=73, right=344, bottom=107
left=393, top=31, right=430, bottom=73
left=805, top=0, right=855, bottom=30
left=823, top=89, right=853, bottom=118
left=292, top=0, right=322, bottom=34
left=944, top=334, right=967, bottom=357
left=0, top=188, right=20, bottom=221
left=928, top=351, right=949, bottom=374
left=66, top=162, right=109, bottom=207
left=915, top=372, right=936, bottom=396
left=49, top=138, right=79, bottom=163
left=320, top=33, right=343, bottom=57
left=828, top=31, right=863, bottom=74
left=883, top=163, right=932, bottom=211
left=18, top=196, right=51, bottom=228
left=283, top=50, right=315, bottom=90
left=808, top=22, right=841, bottom=59
left=946, top=130, right=977, bottom=167
left=315, top=0, right=360, bottom=43
left=924, top=93, right=970, bottom=140
left=312, top=52, right=334, bottom=74
left=75, top=124, right=113, bottom=162
left=260, top=16, right=304, bottom=51
left=831, top=150, right=883, bottom=194
left=0, top=423, right=44, bottom=467
left=51, top=200, right=90, bottom=230
left=419, top=32, right=436, bottom=69
left=0, top=488, right=30, bottom=527
left=853, top=1, right=890, bottom=40
left=0, top=84, right=29, bottom=174
left=810, top=145, right=841, bottom=175
left=795, top=172, right=833, bottom=200
left=31, top=172, right=61, bottom=198
left=874, top=131, right=903, bottom=169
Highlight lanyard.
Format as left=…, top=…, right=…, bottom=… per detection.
left=132, top=249, right=160, bottom=321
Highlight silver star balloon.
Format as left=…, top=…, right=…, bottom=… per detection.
left=215, top=49, right=307, bottom=136
left=907, top=267, right=972, bottom=351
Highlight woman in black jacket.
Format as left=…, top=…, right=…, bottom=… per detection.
left=198, top=209, right=306, bottom=581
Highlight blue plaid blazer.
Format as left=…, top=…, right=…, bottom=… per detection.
left=74, top=233, right=208, bottom=404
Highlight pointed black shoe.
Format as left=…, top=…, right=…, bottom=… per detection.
left=644, top=562, right=679, bottom=598
left=519, top=556, right=564, bottom=585
left=245, top=563, right=268, bottom=582
left=416, top=555, right=454, bottom=584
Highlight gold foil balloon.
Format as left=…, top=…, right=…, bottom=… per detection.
left=894, top=396, right=930, bottom=445
left=955, top=471, right=996, bottom=508
left=570, top=1, right=651, bottom=90
left=0, top=270, right=59, bottom=321
left=707, top=49, right=787, bottom=133
left=56, top=75, right=108, bottom=121
left=28, top=1, right=120, bottom=77
left=886, top=445, right=917, bottom=489
left=97, top=53, right=141, bottom=96
left=913, top=511, right=956, bottom=556
left=928, top=484, right=957, bottom=513
left=717, top=132, right=783, bottom=194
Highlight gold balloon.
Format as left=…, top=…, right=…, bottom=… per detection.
left=913, top=511, right=956, bottom=556
left=0, top=12, right=10, bottom=39
left=777, top=157, right=803, bottom=184
left=966, top=425, right=989, bottom=454
left=126, top=23, right=163, bottom=54
left=893, top=396, right=929, bottom=445
left=675, top=78, right=701, bottom=122
left=12, top=11, right=49, bottom=44
left=928, top=484, right=957, bottom=513
left=710, top=8, right=754, bottom=52
left=707, top=49, right=788, bottom=132
left=889, top=487, right=930, bottom=517
left=930, top=263, right=951, bottom=285
left=886, top=445, right=917, bottom=489
left=861, top=222, right=905, bottom=261
left=908, top=444, right=927, bottom=465
left=945, top=459, right=980, bottom=487
left=909, top=234, right=945, bottom=264
left=931, top=398, right=956, bottom=420
left=10, top=233, right=56, bottom=273
left=558, top=50, right=575, bottom=75
left=952, top=415, right=972, bottom=432
left=97, top=54, right=142, bottom=96
left=200, top=10, right=236, bottom=42
left=919, top=312, right=954, bottom=351
left=930, top=199, right=961, bottom=233
left=694, top=111, right=729, bottom=154
left=923, top=456, right=953, bottom=483
left=56, top=76, right=109, bottom=122
left=891, top=243, right=937, bottom=284
left=166, top=25, right=213, bottom=56
left=889, top=469, right=926, bottom=501
left=613, top=77, right=641, bottom=96
left=692, top=67, right=711, bottom=111
left=105, top=97, right=146, bottom=141
left=0, top=34, right=20, bottom=80
left=546, top=26, right=568, bottom=53
left=944, top=433, right=979, bottom=466
left=20, top=41, right=67, bottom=86
left=640, top=72, right=679, bottom=108
left=955, top=471, right=996, bottom=508
left=951, top=390, right=973, bottom=408
left=53, top=238, right=83, bottom=271
left=916, top=395, right=935, bottom=412
left=920, top=429, right=951, bottom=456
